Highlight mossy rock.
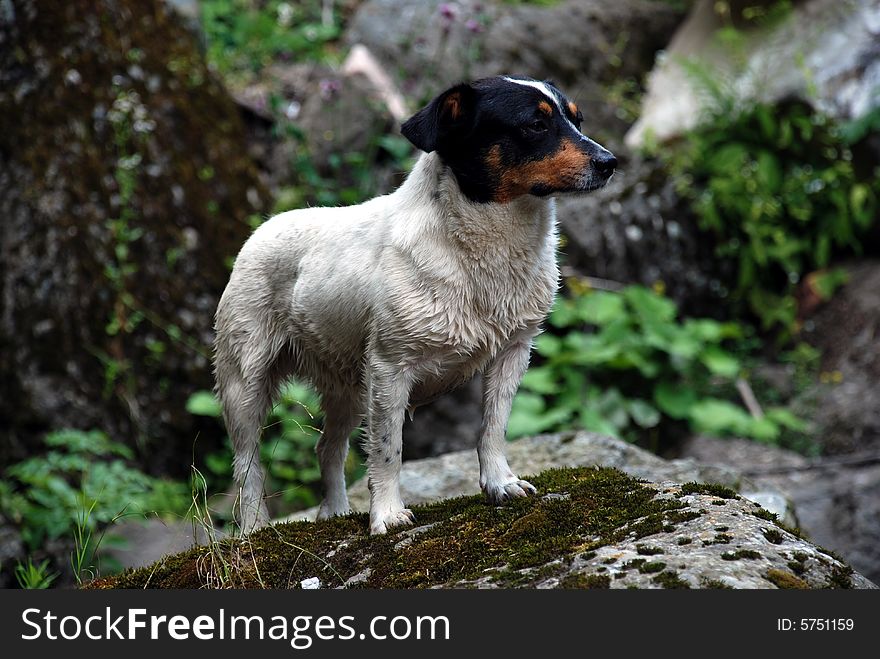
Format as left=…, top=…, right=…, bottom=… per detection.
left=0, top=0, right=270, bottom=470
left=85, top=467, right=878, bottom=589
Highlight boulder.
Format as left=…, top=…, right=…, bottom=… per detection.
left=626, top=0, right=880, bottom=148
left=556, top=155, right=732, bottom=316
left=799, top=260, right=880, bottom=454
left=0, top=0, right=270, bottom=471
left=678, top=434, right=880, bottom=586
left=345, top=0, right=687, bottom=148
left=287, top=431, right=793, bottom=524
left=86, top=465, right=876, bottom=589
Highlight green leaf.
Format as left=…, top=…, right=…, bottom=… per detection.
left=520, top=366, right=559, bottom=394
left=690, top=398, right=779, bottom=441
left=755, top=150, right=782, bottom=193
left=688, top=399, right=753, bottom=436
left=185, top=390, right=222, bottom=417
left=707, top=143, right=748, bottom=176
left=700, top=346, right=741, bottom=378
left=507, top=393, right=571, bottom=439
left=654, top=382, right=697, bottom=420
left=623, top=286, right=677, bottom=323
left=810, top=268, right=849, bottom=301
left=577, top=291, right=625, bottom=325
left=683, top=318, right=725, bottom=342
left=578, top=407, right=621, bottom=439
left=765, top=407, right=809, bottom=433
left=627, top=400, right=661, bottom=429
left=744, top=417, right=780, bottom=442
left=533, top=333, right=563, bottom=358
left=548, top=298, right=579, bottom=328
left=565, top=333, right=620, bottom=365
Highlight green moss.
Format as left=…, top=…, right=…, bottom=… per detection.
left=786, top=551, right=809, bottom=576
left=825, top=564, right=853, bottom=589
left=721, top=549, right=762, bottom=561
left=680, top=482, right=739, bottom=500
left=665, top=510, right=703, bottom=524
left=787, top=560, right=806, bottom=575
left=762, top=528, right=784, bottom=544
left=714, top=526, right=729, bottom=532
left=816, top=546, right=847, bottom=563
left=85, top=467, right=690, bottom=589
left=751, top=508, right=779, bottom=522
left=703, top=533, right=733, bottom=546
left=711, top=499, right=727, bottom=506
left=638, top=561, right=666, bottom=574
left=701, top=578, right=733, bottom=589
left=636, top=544, right=663, bottom=555
left=766, top=569, right=809, bottom=589
left=652, top=570, right=691, bottom=589
left=676, top=537, right=692, bottom=545
left=559, top=573, right=611, bottom=589
left=750, top=508, right=803, bottom=539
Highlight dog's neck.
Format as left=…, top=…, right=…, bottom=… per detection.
left=396, top=152, right=556, bottom=260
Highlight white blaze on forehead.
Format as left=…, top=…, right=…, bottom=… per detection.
left=501, top=76, right=582, bottom=136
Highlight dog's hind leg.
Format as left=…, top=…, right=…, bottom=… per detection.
left=215, top=328, right=287, bottom=535
left=315, top=391, right=361, bottom=519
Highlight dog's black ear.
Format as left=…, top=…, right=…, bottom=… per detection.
left=401, top=83, right=477, bottom=153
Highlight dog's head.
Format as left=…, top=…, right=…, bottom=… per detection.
left=401, top=75, right=616, bottom=204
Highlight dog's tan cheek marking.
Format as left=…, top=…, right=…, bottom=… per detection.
left=538, top=100, right=553, bottom=116
left=491, top=138, right=591, bottom=203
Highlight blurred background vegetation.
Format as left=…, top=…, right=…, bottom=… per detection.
left=0, top=0, right=878, bottom=588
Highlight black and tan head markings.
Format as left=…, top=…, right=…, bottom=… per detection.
left=401, top=75, right=617, bottom=204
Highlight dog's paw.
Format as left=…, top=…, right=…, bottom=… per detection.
left=370, top=508, right=416, bottom=535
left=484, top=477, right=537, bottom=505
left=316, top=500, right=351, bottom=521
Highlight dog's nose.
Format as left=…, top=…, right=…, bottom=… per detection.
left=594, top=153, right=617, bottom=177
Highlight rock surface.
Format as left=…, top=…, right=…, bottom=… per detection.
left=800, top=260, right=880, bottom=455
left=679, top=434, right=880, bottom=585
left=287, top=431, right=794, bottom=524
left=627, top=0, right=880, bottom=148
left=0, top=0, right=269, bottom=470
left=87, top=466, right=876, bottom=589
left=556, top=156, right=732, bottom=316
left=345, top=0, right=686, bottom=149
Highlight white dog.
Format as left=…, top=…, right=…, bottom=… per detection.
left=214, top=75, right=616, bottom=534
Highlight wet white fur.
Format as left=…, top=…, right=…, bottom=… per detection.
left=214, top=151, right=559, bottom=535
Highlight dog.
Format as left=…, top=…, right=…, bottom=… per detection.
left=214, top=75, right=616, bottom=535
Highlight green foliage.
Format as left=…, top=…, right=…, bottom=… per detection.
left=188, top=382, right=363, bottom=513
left=274, top=128, right=416, bottom=211
left=0, top=429, right=190, bottom=557
left=14, top=558, right=58, bottom=590
left=202, top=0, right=342, bottom=78
left=510, top=284, right=804, bottom=443
left=669, top=99, right=876, bottom=334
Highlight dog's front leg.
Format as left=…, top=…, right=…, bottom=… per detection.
left=479, top=335, right=538, bottom=504
left=365, top=357, right=416, bottom=535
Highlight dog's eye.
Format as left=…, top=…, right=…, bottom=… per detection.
left=525, top=120, right=547, bottom=134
